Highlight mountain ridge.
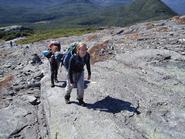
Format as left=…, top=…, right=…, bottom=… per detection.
left=0, top=0, right=177, bottom=27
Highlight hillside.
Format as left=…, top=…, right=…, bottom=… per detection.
left=0, top=0, right=176, bottom=27
left=100, top=0, right=177, bottom=26
left=0, top=16, right=185, bottom=139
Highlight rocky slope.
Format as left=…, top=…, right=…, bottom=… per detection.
left=0, top=16, right=185, bottom=139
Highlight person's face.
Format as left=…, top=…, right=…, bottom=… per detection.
left=52, top=45, right=60, bottom=52
left=78, top=45, right=87, bottom=58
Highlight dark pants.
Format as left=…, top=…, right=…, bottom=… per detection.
left=50, top=62, right=59, bottom=85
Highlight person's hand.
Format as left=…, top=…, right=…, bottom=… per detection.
left=87, top=75, right=91, bottom=80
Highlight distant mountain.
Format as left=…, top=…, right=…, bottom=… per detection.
left=161, top=0, right=185, bottom=15
left=0, top=0, right=131, bottom=7
left=0, top=0, right=177, bottom=27
left=90, top=0, right=132, bottom=6
left=98, top=0, right=176, bottom=26
left=0, top=0, right=92, bottom=8
left=0, top=0, right=49, bottom=8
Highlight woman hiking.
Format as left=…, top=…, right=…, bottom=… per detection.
left=47, top=41, right=62, bottom=87
left=64, top=42, right=91, bottom=106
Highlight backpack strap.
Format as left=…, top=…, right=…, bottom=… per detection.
left=68, top=54, right=76, bottom=71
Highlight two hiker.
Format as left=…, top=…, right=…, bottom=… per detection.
left=45, top=41, right=91, bottom=106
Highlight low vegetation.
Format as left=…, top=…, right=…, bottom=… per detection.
left=16, top=27, right=97, bottom=44
left=0, top=28, right=33, bottom=41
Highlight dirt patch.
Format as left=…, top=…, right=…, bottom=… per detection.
left=145, top=22, right=155, bottom=30
left=0, top=75, right=14, bottom=90
left=0, top=51, right=13, bottom=59
left=172, top=16, right=185, bottom=24
left=124, top=33, right=141, bottom=41
left=155, top=26, right=171, bottom=32
left=86, top=34, right=97, bottom=41
left=88, top=40, right=114, bottom=64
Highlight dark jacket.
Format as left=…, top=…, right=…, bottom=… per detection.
left=47, top=50, right=58, bottom=65
left=68, top=53, right=91, bottom=84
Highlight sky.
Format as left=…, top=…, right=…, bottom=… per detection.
left=161, top=0, right=185, bottom=15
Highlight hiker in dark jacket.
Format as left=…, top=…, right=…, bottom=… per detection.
left=65, top=42, right=91, bottom=106
left=47, top=41, right=61, bottom=87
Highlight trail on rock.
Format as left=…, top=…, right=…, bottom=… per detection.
left=1, top=16, right=185, bottom=139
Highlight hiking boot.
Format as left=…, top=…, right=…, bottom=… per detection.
left=64, top=95, right=70, bottom=104
left=51, top=84, right=55, bottom=88
left=77, top=98, right=86, bottom=106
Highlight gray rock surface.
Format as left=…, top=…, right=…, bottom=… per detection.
left=1, top=17, right=185, bottom=139
left=40, top=18, right=185, bottom=139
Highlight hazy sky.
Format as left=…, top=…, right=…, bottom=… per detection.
left=161, top=0, right=185, bottom=15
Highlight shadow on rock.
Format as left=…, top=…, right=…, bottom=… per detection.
left=86, top=96, right=140, bottom=114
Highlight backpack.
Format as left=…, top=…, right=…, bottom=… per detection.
left=42, top=50, right=52, bottom=58
left=42, top=49, right=63, bottom=63
left=63, top=42, right=78, bottom=69
left=54, top=51, right=63, bottom=63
